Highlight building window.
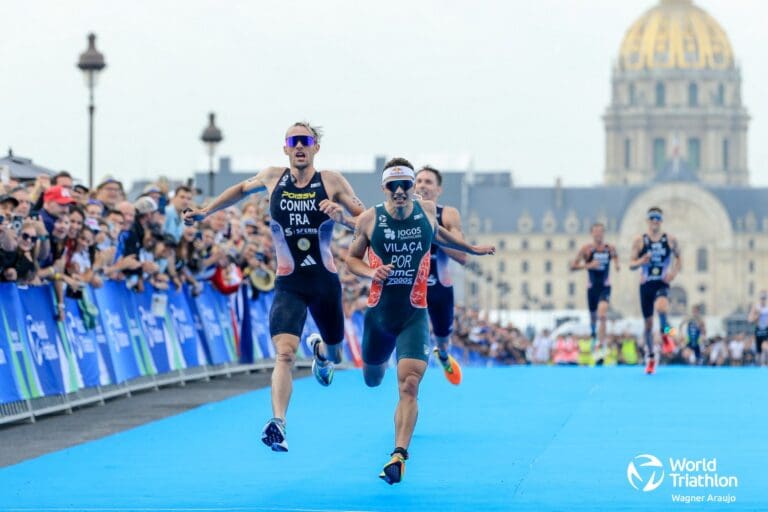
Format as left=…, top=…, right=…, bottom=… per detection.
left=522, top=282, right=529, bottom=296
left=688, top=82, right=698, bottom=106
left=696, top=247, right=708, bottom=272
left=469, top=282, right=478, bottom=297
left=749, top=282, right=755, bottom=296
left=498, top=260, right=506, bottom=273
left=749, top=239, right=755, bottom=250
left=629, top=83, right=636, bottom=105
left=749, top=261, right=755, bottom=273
left=521, top=239, right=529, bottom=250
left=498, top=239, right=506, bottom=251
left=653, top=138, right=666, bottom=172
left=723, top=139, right=729, bottom=171
left=716, top=83, right=725, bottom=106
left=545, top=239, right=552, bottom=250
left=698, top=284, right=707, bottom=293
left=688, top=138, right=701, bottom=171
left=568, top=282, right=576, bottom=296
left=568, top=239, right=576, bottom=250
left=522, top=261, right=529, bottom=274
left=544, top=281, right=552, bottom=297
left=655, top=82, right=665, bottom=107
left=545, top=260, right=552, bottom=273
left=624, top=138, right=631, bottom=169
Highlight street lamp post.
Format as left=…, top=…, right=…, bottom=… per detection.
left=200, top=113, right=223, bottom=198
left=77, top=33, right=106, bottom=189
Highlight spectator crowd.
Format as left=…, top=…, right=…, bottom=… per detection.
left=1, top=170, right=765, bottom=368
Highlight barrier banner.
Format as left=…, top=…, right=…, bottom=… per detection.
left=92, top=282, right=144, bottom=382
left=298, top=313, right=320, bottom=358
left=344, top=311, right=364, bottom=368
left=17, top=286, right=80, bottom=395
left=62, top=297, right=108, bottom=387
left=166, top=286, right=207, bottom=368
left=134, top=285, right=183, bottom=374
left=84, top=287, right=117, bottom=384
left=211, top=288, right=237, bottom=361
left=188, top=284, right=232, bottom=365
left=254, top=291, right=275, bottom=359
left=125, top=292, right=157, bottom=376
left=0, top=286, right=23, bottom=403
left=0, top=284, right=43, bottom=401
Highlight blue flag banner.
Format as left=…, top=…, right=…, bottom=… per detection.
left=188, top=284, right=231, bottom=365
left=92, top=282, right=143, bottom=383
left=62, top=297, right=106, bottom=388
left=84, top=287, right=117, bottom=384
left=166, top=286, right=207, bottom=368
left=134, top=285, right=177, bottom=374
left=254, top=291, right=275, bottom=359
left=124, top=292, right=157, bottom=376
left=0, top=284, right=43, bottom=400
left=211, top=289, right=237, bottom=361
left=0, top=287, right=23, bottom=403
left=17, top=286, right=73, bottom=395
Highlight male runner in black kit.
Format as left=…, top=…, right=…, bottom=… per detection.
left=346, top=158, right=495, bottom=484
left=414, top=166, right=466, bottom=385
left=629, top=207, right=681, bottom=375
left=570, top=222, right=619, bottom=353
left=185, top=122, right=365, bottom=451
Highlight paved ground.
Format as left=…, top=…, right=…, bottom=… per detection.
left=0, top=368, right=310, bottom=468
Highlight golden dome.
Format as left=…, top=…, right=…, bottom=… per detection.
left=619, top=0, right=734, bottom=71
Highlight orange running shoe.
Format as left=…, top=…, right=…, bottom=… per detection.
left=433, top=347, right=462, bottom=385
left=645, top=358, right=656, bottom=375
left=661, top=333, right=675, bottom=355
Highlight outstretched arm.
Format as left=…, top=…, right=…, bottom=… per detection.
left=434, top=225, right=495, bottom=256
left=183, top=167, right=277, bottom=224
left=438, top=206, right=469, bottom=265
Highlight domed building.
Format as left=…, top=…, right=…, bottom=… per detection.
left=460, top=0, right=764, bottom=318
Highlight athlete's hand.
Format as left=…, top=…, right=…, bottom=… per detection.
left=319, top=199, right=344, bottom=223
left=370, top=264, right=394, bottom=282
left=470, top=244, right=496, bottom=256
left=585, top=260, right=602, bottom=270
left=637, top=253, right=651, bottom=265
left=663, top=272, right=676, bottom=284
left=183, top=208, right=207, bottom=226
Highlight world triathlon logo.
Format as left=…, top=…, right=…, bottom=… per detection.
left=627, top=454, right=665, bottom=492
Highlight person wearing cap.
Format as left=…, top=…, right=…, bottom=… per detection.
left=184, top=121, right=366, bottom=453
left=40, top=185, right=75, bottom=236
left=120, top=196, right=159, bottom=291
left=629, top=206, right=682, bottom=375
left=95, top=178, right=124, bottom=213
left=72, top=184, right=90, bottom=203
left=345, top=157, right=495, bottom=484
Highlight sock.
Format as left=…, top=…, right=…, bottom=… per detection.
left=659, top=312, right=669, bottom=334
left=645, top=329, right=654, bottom=358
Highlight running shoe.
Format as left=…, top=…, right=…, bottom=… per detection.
left=433, top=347, right=462, bottom=385
left=309, top=333, right=334, bottom=387
left=645, top=358, right=656, bottom=375
left=379, top=453, right=406, bottom=485
left=661, top=333, right=676, bottom=355
left=261, top=417, right=288, bottom=452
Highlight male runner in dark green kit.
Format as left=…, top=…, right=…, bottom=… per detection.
left=346, top=157, right=495, bottom=485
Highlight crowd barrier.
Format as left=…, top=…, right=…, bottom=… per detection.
left=0, top=280, right=504, bottom=426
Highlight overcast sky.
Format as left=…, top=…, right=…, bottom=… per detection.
left=2, top=0, right=766, bottom=190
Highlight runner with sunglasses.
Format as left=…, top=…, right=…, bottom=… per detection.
left=346, top=158, right=495, bottom=484
left=184, top=122, right=365, bottom=452
left=629, top=206, right=681, bottom=375
left=414, top=166, right=466, bottom=385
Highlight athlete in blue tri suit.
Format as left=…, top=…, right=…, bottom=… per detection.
left=414, top=166, right=466, bottom=385
left=185, top=122, right=365, bottom=451
left=629, top=206, right=681, bottom=375
left=748, top=290, right=768, bottom=365
left=680, top=304, right=706, bottom=364
left=570, top=222, right=619, bottom=352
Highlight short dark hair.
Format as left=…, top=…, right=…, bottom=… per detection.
left=591, top=222, right=605, bottom=231
left=416, top=166, right=442, bottom=186
left=107, top=209, right=124, bottom=219
left=383, top=157, right=414, bottom=172
left=648, top=206, right=663, bottom=215
left=174, top=185, right=193, bottom=196
left=53, top=171, right=72, bottom=185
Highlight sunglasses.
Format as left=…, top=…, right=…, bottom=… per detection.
left=21, top=233, right=38, bottom=243
left=285, top=135, right=316, bottom=147
left=647, top=214, right=663, bottom=222
left=385, top=180, right=414, bottom=193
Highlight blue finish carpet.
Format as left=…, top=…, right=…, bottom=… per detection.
left=1, top=366, right=765, bottom=511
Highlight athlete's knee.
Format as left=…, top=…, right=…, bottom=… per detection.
left=398, top=373, right=421, bottom=400
left=275, top=350, right=296, bottom=367
left=363, top=365, right=385, bottom=387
